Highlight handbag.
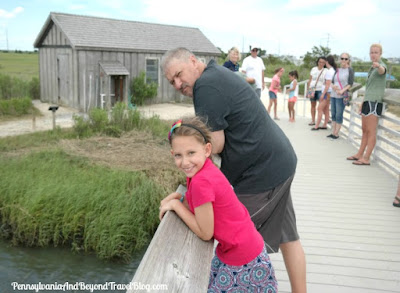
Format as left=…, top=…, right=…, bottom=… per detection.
left=306, top=88, right=315, bottom=99
left=307, top=68, right=324, bottom=98
left=336, top=69, right=350, bottom=106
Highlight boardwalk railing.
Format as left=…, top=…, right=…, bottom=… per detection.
left=128, top=185, right=214, bottom=293
left=128, top=211, right=214, bottom=293
left=282, top=82, right=400, bottom=176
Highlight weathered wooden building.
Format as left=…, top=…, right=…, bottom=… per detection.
left=34, top=12, right=221, bottom=112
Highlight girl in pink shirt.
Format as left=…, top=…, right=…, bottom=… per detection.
left=159, top=117, right=277, bottom=292
left=268, top=67, right=285, bottom=120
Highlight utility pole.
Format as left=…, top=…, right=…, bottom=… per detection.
left=326, top=33, right=331, bottom=48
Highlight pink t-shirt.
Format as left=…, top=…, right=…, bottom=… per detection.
left=186, top=158, right=264, bottom=266
left=269, top=74, right=280, bottom=94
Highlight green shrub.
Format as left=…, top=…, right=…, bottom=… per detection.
left=130, top=71, right=158, bottom=106
left=72, top=114, right=92, bottom=138
left=0, top=97, right=32, bottom=115
left=110, top=102, right=126, bottom=127
left=103, top=125, right=122, bottom=137
left=0, top=74, right=39, bottom=100
left=0, top=99, right=11, bottom=115
left=89, top=108, right=108, bottom=133
left=124, top=108, right=141, bottom=131
left=0, top=74, right=12, bottom=99
left=29, top=77, right=40, bottom=100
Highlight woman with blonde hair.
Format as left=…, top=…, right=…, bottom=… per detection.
left=223, top=47, right=241, bottom=72
left=347, top=43, right=387, bottom=165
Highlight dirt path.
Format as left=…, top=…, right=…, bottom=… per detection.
left=0, top=100, right=80, bottom=137
left=0, top=101, right=195, bottom=138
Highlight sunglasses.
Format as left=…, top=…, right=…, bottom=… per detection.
left=341, top=58, right=349, bottom=60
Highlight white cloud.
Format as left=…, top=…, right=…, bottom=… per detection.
left=0, top=7, right=24, bottom=19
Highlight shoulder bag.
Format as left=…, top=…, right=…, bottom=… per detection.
left=337, top=69, right=350, bottom=106
left=307, top=68, right=324, bottom=99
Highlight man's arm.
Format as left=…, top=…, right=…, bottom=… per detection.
left=211, top=130, right=225, bottom=154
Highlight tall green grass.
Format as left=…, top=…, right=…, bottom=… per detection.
left=0, top=150, right=164, bottom=261
left=73, top=103, right=170, bottom=139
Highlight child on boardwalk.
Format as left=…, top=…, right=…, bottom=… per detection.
left=159, top=117, right=278, bottom=292
left=268, top=67, right=285, bottom=120
left=288, top=70, right=299, bottom=122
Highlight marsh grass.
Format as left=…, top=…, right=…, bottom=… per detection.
left=0, top=150, right=164, bottom=261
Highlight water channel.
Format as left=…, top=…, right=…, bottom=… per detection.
left=0, top=239, right=146, bottom=292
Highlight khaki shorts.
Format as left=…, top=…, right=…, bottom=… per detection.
left=237, top=174, right=299, bottom=253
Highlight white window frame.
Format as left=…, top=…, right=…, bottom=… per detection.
left=145, top=57, right=160, bottom=85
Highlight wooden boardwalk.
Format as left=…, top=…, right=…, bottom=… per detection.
left=269, top=114, right=400, bottom=293
left=137, top=101, right=400, bottom=292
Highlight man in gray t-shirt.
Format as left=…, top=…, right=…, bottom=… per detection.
left=161, top=48, right=307, bottom=293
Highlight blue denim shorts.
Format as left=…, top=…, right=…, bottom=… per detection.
left=269, top=91, right=277, bottom=99
left=310, top=90, right=322, bottom=102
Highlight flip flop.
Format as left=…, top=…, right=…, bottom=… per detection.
left=308, top=122, right=315, bottom=126
left=311, top=128, right=319, bottom=131
left=319, top=127, right=328, bottom=129
left=346, top=156, right=359, bottom=161
left=352, top=160, right=370, bottom=166
left=393, top=196, right=400, bottom=208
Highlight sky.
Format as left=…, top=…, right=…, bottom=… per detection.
left=0, top=0, right=399, bottom=60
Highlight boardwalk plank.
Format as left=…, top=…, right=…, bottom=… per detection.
left=270, top=112, right=400, bottom=292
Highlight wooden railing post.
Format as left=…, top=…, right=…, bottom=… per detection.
left=373, top=102, right=387, bottom=160
left=128, top=210, right=214, bottom=293
left=348, top=90, right=358, bottom=143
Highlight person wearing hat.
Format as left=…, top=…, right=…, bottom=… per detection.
left=241, top=45, right=266, bottom=98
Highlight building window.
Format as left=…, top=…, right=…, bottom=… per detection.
left=146, top=58, right=159, bottom=85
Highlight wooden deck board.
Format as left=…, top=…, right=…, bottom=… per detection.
left=269, top=114, right=400, bottom=293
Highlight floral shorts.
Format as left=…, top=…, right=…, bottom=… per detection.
left=207, top=246, right=278, bottom=292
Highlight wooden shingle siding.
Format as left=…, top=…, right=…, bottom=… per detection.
left=34, top=12, right=220, bottom=111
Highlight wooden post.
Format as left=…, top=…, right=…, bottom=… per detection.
left=32, top=114, right=36, bottom=131
left=52, top=111, right=56, bottom=130
left=373, top=102, right=386, bottom=160
left=128, top=211, right=214, bottom=293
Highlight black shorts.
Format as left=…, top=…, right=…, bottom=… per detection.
left=361, top=101, right=383, bottom=117
left=236, top=174, right=299, bottom=253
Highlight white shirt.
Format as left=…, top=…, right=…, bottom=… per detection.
left=324, top=67, right=335, bottom=93
left=241, top=56, right=265, bottom=89
left=309, top=67, right=326, bottom=91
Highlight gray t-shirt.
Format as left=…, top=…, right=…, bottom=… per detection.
left=193, top=60, right=297, bottom=194
left=331, top=67, right=354, bottom=98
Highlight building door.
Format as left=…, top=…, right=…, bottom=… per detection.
left=57, top=54, right=69, bottom=105
left=113, top=75, right=124, bottom=103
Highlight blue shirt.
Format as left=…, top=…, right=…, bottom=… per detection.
left=223, top=60, right=239, bottom=72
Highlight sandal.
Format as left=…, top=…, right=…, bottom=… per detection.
left=346, top=156, right=360, bottom=161
left=308, top=122, right=315, bottom=126
left=393, top=196, right=400, bottom=208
